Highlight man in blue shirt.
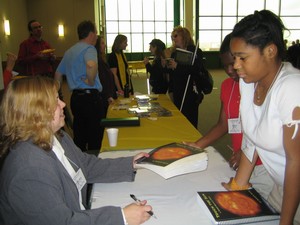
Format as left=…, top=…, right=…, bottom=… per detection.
left=55, top=20, right=104, bottom=152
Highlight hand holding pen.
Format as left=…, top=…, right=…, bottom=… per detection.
left=130, top=194, right=157, bottom=219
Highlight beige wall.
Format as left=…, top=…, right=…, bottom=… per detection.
left=0, top=0, right=95, bottom=60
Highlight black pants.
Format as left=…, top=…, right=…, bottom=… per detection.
left=70, top=90, right=104, bottom=152
left=173, top=89, right=202, bottom=129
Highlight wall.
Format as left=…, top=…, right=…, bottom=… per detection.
left=0, top=0, right=95, bottom=60
left=0, top=0, right=28, bottom=59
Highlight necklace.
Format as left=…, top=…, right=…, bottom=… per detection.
left=255, top=63, right=283, bottom=103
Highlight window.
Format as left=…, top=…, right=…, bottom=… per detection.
left=197, top=0, right=300, bottom=51
left=102, top=0, right=174, bottom=53
left=97, top=0, right=300, bottom=53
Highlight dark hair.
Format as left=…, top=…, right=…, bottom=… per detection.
left=77, top=20, right=96, bottom=40
left=231, top=10, right=288, bottom=60
left=27, top=19, right=37, bottom=32
left=149, top=39, right=166, bottom=58
left=95, top=35, right=106, bottom=62
left=220, top=33, right=231, bottom=54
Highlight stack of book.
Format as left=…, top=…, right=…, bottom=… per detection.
left=136, top=142, right=208, bottom=179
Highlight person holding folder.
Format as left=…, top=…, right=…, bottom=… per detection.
left=167, top=26, right=205, bottom=128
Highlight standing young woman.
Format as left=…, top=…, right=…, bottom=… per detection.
left=185, top=33, right=273, bottom=200
left=108, top=34, right=133, bottom=96
left=167, top=26, right=205, bottom=128
left=143, top=39, right=169, bottom=94
left=222, top=10, right=300, bottom=225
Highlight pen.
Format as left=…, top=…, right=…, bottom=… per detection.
left=130, top=194, right=157, bottom=219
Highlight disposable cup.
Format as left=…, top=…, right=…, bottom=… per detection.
left=107, top=128, right=119, bottom=147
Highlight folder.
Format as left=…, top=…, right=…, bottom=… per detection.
left=100, top=117, right=140, bottom=127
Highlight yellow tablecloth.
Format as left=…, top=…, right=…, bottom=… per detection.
left=101, top=95, right=202, bottom=152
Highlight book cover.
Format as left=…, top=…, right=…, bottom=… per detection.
left=136, top=142, right=208, bottom=179
left=197, top=189, right=280, bottom=224
left=174, top=41, right=199, bottom=66
left=175, top=48, right=194, bottom=65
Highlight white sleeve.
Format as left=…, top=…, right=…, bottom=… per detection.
left=275, top=74, right=300, bottom=139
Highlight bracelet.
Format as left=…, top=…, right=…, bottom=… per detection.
left=229, top=177, right=251, bottom=190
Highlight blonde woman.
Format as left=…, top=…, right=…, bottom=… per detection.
left=0, top=76, right=151, bottom=225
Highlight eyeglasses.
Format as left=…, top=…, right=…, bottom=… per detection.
left=32, top=25, right=43, bottom=30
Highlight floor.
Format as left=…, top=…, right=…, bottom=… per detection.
left=61, top=69, right=232, bottom=160
left=129, top=69, right=232, bottom=160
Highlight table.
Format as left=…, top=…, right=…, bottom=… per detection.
left=101, top=95, right=202, bottom=152
left=91, top=147, right=279, bottom=225
left=128, top=60, right=146, bottom=77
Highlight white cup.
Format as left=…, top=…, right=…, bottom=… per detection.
left=107, top=128, right=119, bottom=147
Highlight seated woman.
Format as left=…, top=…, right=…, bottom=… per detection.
left=0, top=76, right=152, bottom=225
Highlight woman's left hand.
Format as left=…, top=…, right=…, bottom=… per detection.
left=167, top=58, right=177, bottom=70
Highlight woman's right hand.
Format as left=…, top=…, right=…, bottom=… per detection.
left=123, top=201, right=152, bottom=225
left=143, top=57, right=149, bottom=65
left=117, top=90, right=124, bottom=96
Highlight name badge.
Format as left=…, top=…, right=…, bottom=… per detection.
left=228, top=118, right=242, bottom=134
left=72, top=168, right=86, bottom=191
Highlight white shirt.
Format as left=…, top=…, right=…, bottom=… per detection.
left=240, top=62, right=300, bottom=186
left=52, top=137, right=86, bottom=210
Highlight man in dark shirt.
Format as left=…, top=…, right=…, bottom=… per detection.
left=17, top=20, right=56, bottom=77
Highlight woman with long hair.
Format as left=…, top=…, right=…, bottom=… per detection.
left=0, top=76, right=151, bottom=225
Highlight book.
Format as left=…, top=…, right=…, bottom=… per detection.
left=136, top=142, right=208, bottom=179
left=174, top=40, right=199, bottom=66
left=196, top=188, right=280, bottom=224
left=100, top=117, right=140, bottom=127
left=174, top=48, right=194, bottom=65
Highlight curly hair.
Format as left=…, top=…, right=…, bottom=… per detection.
left=0, top=76, right=60, bottom=157
left=231, top=10, right=288, bottom=60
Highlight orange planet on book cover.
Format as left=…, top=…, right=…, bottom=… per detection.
left=197, top=188, right=280, bottom=224
left=215, top=192, right=261, bottom=216
left=151, top=146, right=192, bottom=160
left=136, top=142, right=208, bottom=179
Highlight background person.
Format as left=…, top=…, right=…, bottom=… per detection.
left=2, top=52, right=17, bottom=89
left=167, top=26, right=205, bottom=128
left=108, top=34, right=133, bottom=96
left=55, top=20, right=103, bottom=152
left=17, top=19, right=56, bottom=77
left=0, top=76, right=152, bottom=225
left=95, top=35, right=117, bottom=115
left=95, top=35, right=117, bottom=143
left=143, top=39, right=169, bottom=94
left=222, top=10, right=300, bottom=225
